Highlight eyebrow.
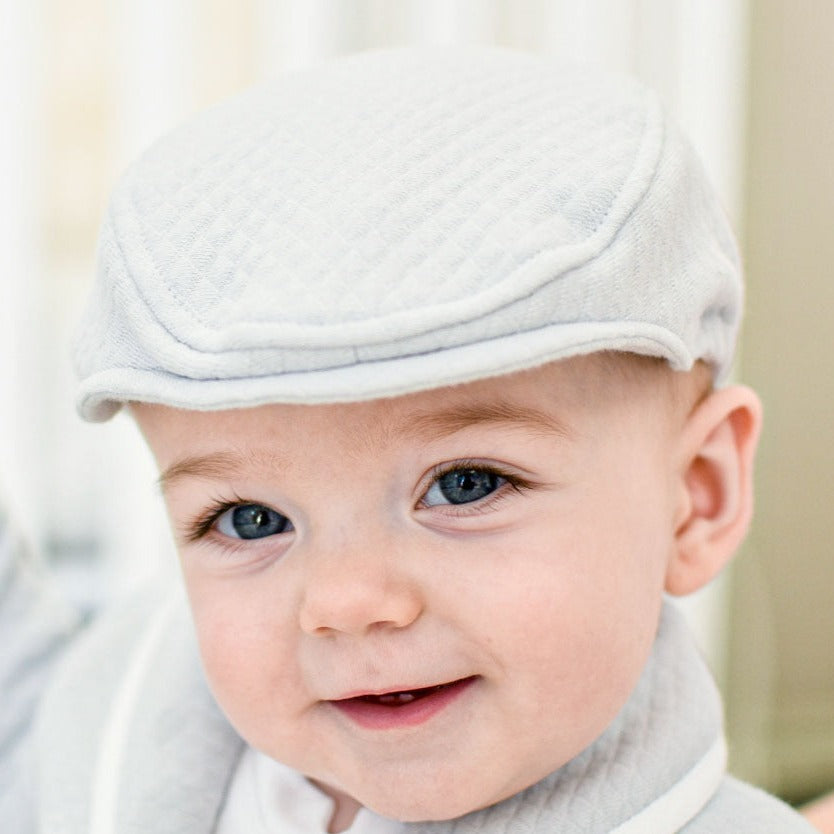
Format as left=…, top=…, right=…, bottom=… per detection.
left=157, top=451, right=254, bottom=494
left=157, top=401, right=570, bottom=492
left=404, top=400, right=572, bottom=443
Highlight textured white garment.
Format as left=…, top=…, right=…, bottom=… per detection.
left=0, top=507, right=817, bottom=832
left=30, top=593, right=819, bottom=833
left=217, top=739, right=727, bottom=834
left=216, top=747, right=398, bottom=834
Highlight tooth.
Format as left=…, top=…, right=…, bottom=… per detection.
left=376, top=691, right=416, bottom=705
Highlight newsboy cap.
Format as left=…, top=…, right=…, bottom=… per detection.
left=74, top=46, right=741, bottom=421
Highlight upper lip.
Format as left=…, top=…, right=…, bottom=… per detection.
left=329, top=676, right=474, bottom=702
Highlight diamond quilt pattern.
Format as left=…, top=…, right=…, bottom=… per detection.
left=37, top=595, right=816, bottom=831
left=104, top=48, right=645, bottom=336
left=73, top=46, right=742, bottom=420
left=412, top=603, right=722, bottom=833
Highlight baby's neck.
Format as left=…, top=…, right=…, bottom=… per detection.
left=308, top=778, right=364, bottom=833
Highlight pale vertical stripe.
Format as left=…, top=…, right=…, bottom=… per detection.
left=347, top=0, right=392, bottom=50
left=633, top=0, right=681, bottom=110
left=675, top=0, right=749, bottom=227
left=632, top=0, right=747, bottom=669
left=401, top=0, right=499, bottom=45
left=77, top=0, right=197, bottom=595
left=668, top=0, right=750, bottom=679
left=497, top=0, right=545, bottom=51
left=258, top=1, right=499, bottom=76
left=0, top=0, right=44, bottom=534
left=258, top=0, right=360, bottom=76
left=36, top=0, right=119, bottom=594
left=42, top=0, right=116, bottom=267
left=535, top=0, right=636, bottom=71
left=114, top=0, right=196, bottom=165
left=193, top=0, right=260, bottom=108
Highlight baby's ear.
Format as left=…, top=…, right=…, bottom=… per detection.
left=665, top=384, right=763, bottom=596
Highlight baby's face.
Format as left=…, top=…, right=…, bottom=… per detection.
left=134, top=356, right=690, bottom=821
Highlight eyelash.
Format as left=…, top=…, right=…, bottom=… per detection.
left=183, top=493, right=252, bottom=544
left=182, top=462, right=534, bottom=545
left=417, top=460, right=533, bottom=514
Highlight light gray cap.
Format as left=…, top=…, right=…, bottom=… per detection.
left=73, top=46, right=742, bottom=422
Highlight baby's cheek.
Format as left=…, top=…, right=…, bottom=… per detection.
left=187, top=592, right=261, bottom=688
left=523, top=554, right=662, bottom=718
left=195, top=619, right=293, bottom=746
left=193, top=618, right=248, bottom=699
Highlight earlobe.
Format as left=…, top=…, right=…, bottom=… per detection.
left=665, top=385, right=763, bottom=596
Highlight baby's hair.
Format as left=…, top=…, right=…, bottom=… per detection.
left=590, top=351, right=714, bottom=414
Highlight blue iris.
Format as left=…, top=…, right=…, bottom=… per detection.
left=224, top=504, right=291, bottom=539
left=430, top=469, right=501, bottom=505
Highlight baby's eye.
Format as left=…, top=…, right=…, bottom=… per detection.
left=423, top=468, right=505, bottom=506
left=215, top=504, right=293, bottom=540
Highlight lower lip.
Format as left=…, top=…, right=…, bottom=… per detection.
left=330, top=677, right=477, bottom=730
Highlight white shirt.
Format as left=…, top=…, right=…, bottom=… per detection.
left=216, top=746, right=401, bottom=834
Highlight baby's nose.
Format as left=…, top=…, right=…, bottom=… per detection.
left=297, top=536, right=424, bottom=637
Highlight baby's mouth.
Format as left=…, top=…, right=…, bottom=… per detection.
left=352, top=681, right=462, bottom=707
left=330, top=677, right=477, bottom=728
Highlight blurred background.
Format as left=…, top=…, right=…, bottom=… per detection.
left=1, top=0, right=832, bottom=807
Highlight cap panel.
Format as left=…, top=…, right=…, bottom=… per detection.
left=81, top=50, right=652, bottom=345
left=73, top=46, right=742, bottom=421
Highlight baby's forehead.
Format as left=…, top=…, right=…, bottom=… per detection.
left=136, top=355, right=682, bottom=463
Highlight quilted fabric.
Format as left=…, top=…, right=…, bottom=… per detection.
left=73, top=46, right=742, bottom=420
left=31, top=595, right=816, bottom=832
left=413, top=602, right=722, bottom=833
left=34, top=591, right=244, bottom=834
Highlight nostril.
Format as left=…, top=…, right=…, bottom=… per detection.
left=298, top=573, right=424, bottom=637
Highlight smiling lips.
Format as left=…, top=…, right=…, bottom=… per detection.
left=330, top=677, right=477, bottom=730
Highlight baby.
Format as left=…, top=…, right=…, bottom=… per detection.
left=13, top=47, right=820, bottom=832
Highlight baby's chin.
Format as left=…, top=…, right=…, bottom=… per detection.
left=360, top=792, right=493, bottom=824
left=324, top=768, right=540, bottom=824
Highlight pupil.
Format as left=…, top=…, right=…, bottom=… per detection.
left=232, top=505, right=287, bottom=539
left=439, top=469, right=498, bottom=504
